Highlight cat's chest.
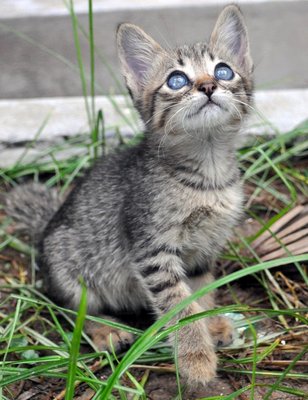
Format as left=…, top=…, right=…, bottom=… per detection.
left=179, top=184, right=242, bottom=223
left=182, top=205, right=217, bottom=229
left=182, top=188, right=242, bottom=260
left=158, top=183, right=243, bottom=255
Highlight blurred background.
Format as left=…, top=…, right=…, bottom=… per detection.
left=0, top=0, right=308, bottom=166
left=1, top=0, right=308, bottom=98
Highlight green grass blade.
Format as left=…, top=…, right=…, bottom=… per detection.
left=64, top=280, right=87, bottom=400
left=0, top=298, right=21, bottom=396
left=68, top=0, right=91, bottom=130
left=88, top=0, right=95, bottom=123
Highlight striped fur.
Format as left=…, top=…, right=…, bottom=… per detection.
left=5, top=5, right=253, bottom=386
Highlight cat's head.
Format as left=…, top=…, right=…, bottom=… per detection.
left=117, top=5, right=253, bottom=136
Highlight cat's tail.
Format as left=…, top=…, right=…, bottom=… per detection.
left=5, top=183, right=62, bottom=242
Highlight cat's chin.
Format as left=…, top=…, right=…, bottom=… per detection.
left=184, top=104, right=231, bottom=130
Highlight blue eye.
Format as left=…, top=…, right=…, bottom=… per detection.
left=214, top=63, right=234, bottom=81
left=167, top=72, right=189, bottom=90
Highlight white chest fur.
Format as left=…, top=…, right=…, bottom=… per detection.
left=155, top=182, right=243, bottom=264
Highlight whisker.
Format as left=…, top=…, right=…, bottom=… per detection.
left=145, top=102, right=181, bottom=127
left=228, top=102, right=243, bottom=121
left=232, top=98, right=260, bottom=116
left=157, top=105, right=187, bottom=158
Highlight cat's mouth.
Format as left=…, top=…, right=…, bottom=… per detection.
left=188, top=99, right=221, bottom=119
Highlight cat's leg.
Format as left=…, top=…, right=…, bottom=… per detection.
left=138, top=252, right=217, bottom=385
left=48, top=278, right=136, bottom=353
left=85, top=317, right=135, bottom=352
left=187, top=272, right=234, bottom=347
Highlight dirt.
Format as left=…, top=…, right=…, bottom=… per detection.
left=1, top=204, right=308, bottom=399
left=7, top=371, right=308, bottom=399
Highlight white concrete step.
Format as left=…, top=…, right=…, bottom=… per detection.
left=0, top=0, right=307, bottom=98
left=0, top=89, right=307, bottom=168
left=0, top=95, right=136, bottom=143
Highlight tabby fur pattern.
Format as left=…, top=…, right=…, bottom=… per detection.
left=5, top=4, right=253, bottom=385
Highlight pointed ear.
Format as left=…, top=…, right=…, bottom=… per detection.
left=209, top=5, right=252, bottom=72
left=117, top=23, right=165, bottom=97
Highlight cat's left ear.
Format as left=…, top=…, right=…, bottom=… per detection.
left=209, top=5, right=253, bottom=72
left=117, top=23, right=165, bottom=98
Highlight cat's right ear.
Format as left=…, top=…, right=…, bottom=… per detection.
left=209, top=5, right=252, bottom=73
left=117, top=24, right=164, bottom=98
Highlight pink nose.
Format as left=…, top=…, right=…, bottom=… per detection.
left=198, top=82, right=217, bottom=98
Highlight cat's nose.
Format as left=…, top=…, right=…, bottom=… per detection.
left=198, top=82, right=217, bottom=98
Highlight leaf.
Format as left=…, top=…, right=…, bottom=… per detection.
left=252, top=205, right=308, bottom=261
left=21, top=349, right=40, bottom=360
left=252, top=205, right=304, bottom=249
left=10, top=336, right=28, bottom=348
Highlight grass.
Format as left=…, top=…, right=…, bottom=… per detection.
left=0, top=0, right=308, bottom=399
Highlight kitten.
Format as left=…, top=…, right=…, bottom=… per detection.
left=5, top=5, right=253, bottom=385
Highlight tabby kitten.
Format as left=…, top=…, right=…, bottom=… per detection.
left=6, top=5, right=253, bottom=385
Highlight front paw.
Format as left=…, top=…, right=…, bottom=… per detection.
left=176, top=322, right=217, bottom=385
left=178, top=345, right=217, bottom=385
left=85, top=320, right=135, bottom=352
left=208, top=315, right=234, bottom=347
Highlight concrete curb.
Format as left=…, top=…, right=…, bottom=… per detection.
left=0, top=89, right=307, bottom=167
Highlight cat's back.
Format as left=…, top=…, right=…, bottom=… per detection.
left=44, top=141, right=148, bottom=231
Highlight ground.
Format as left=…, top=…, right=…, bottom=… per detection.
left=0, top=129, right=307, bottom=399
